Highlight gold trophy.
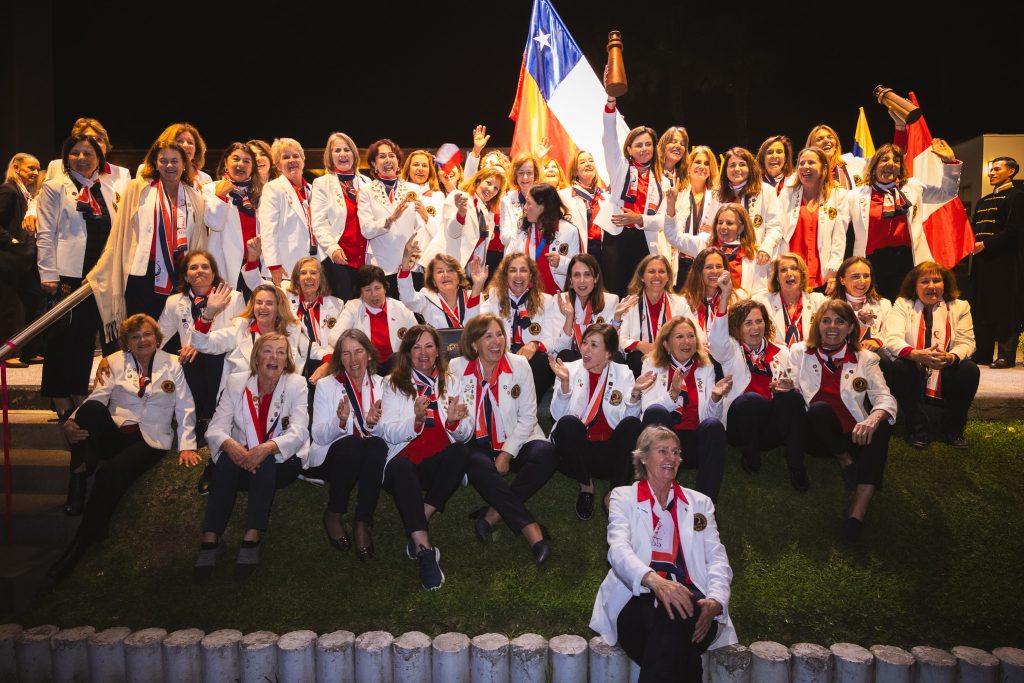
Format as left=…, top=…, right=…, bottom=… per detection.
left=873, top=86, right=922, bottom=124
left=605, top=31, right=628, bottom=97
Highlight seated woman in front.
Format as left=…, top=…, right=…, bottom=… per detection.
left=882, top=261, right=978, bottom=450
left=194, top=332, right=309, bottom=580
left=637, top=317, right=732, bottom=503
left=829, top=256, right=892, bottom=352
left=590, top=424, right=736, bottom=682
left=333, top=264, right=418, bottom=377
left=376, top=324, right=472, bottom=591
left=548, top=323, right=649, bottom=520
left=788, top=300, right=898, bottom=542
left=450, top=314, right=557, bottom=565
left=753, top=253, right=826, bottom=348
left=552, top=253, right=620, bottom=362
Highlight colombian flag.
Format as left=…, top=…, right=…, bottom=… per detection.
left=509, top=0, right=628, bottom=184
left=851, top=107, right=875, bottom=159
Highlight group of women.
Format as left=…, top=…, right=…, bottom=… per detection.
left=14, top=103, right=985, bottom=681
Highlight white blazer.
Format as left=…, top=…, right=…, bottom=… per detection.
left=788, top=343, right=898, bottom=424
left=558, top=186, right=612, bottom=254
left=639, top=360, right=724, bottom=423
left=552, top=293, right=620, bottom=353
left=708, top=312, right=792, bottom=425
left=505, top=219, right=582, bottom=288
left=420, top=190, right=495, bottom=269
left=407, top=182, right=445, bottom=251
left=36, top=173, right=124, bottom=281
left=309, top=372, right=385, bottom=468
left=480, top=291, right=561, bottom=352
left=258, top=175, right=320, bottom=277
left=846, top=162, right=962, bottom=265
left=73, top=350, right=197, bottom=451
left=837, top=154, right=869, bottom=190
left=449, top=353, right=546, bottom=457
left=357, top=178, right=426, bottom=275
left=191, top=318, right=310, bottom=384
left=753, top=291, right=827, bottom=347
left=206, top=372, right=309, bottom=464
left=398, top=275, right=480, bottom=330
left=309, top=172, right=371, bottom=258
left=590, top=482, right=737, bottom=650
left=777, top=184, right=849, bottom=281
left=882, top=297, right=975, bottom=361
left=661, top=187, right=713, bottom=257
left=123, top=181, right=205, bottom=278
left=618, top=292, right=698, bottom=352
left=596, top=108, right=664, bottom=250
left=849, top=296, right=893, bottom=345
left=28, top=161, right=131, bottom=222
left=376, top=373, right=474, bottom=462
left=499, top=190, right=526, bottom=242
left=285, top=291, right=346, bottom=361
left=328, top=296, right=418, bottom=350
left=202, top=183, right=265, bottom=292
left=157, top=289, right=246, bottom=349
left=550, top=359, right=641, bottom=429
left=704, top=184, right=784, bottom=258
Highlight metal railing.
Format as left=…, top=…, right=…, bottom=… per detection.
left=0, top=282, right=94, bottom=362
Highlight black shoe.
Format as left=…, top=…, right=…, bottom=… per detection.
left=906, top=430, right=929, bottom=450
left=575, top=491, right=595, bottom=521
left=63, top=471, right=88, bottom=516
left=990, top=358, right=1013, bottom=369
left=197, top=462, right=215, bottom=496
left=353, top=521, right=374, bottom=560
left=405, top=538, right=417, bottom=560
left=945, top=433, right=968, bottom=449
left=842, top=517, right=864, bottom=543
left=48, top=534, right=92, bottom=580
left=473, top=506, right=492, bottom=543
left=323, top=511, right=351, bottom=551
left=789, top=468, right=810, bottom=493
left=531, top=539, right=551, bottom=566
left=193, top=538, right=226, bottom=582
left=416, top=545, right=445, bottom=590
left=234, top=539, right=262, bottom=580
left=740, top=451, right=761, bottom=474
left=840, top=463, right=858, bottom=492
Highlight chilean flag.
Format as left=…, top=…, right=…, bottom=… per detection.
left=899, top=92, right=974, bottom=268
left=509, top=0, right=629, bottom=185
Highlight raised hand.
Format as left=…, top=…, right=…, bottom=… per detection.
left=447, top=396, right=469, bottom=422
left=548, top=353, right=570, bottom=383
left=669, top=369, right=686, bottom=400
left=402, top=234, right=421, bottom=270
left=613, top=294, right=639, bottom=322
left=472, top=125, right=490, bottom=156
left=557, top=291, right=574, bottom=321
left=533, top=136, right=551, bottom=160
left=336, top=395, right=351, bottom=427
left=469, top=257, right=488, bottom=292
left=413, top=394, right=430, bottom=426
left=633, top=371, right=657, bottom=393
left=712, top=374, right=733, bottom=402
left=366, top=399, right=382, bottom=428
left=453, top=190, right=469, bottom=217
left=930, top=138, right=957, bottom=163
left=245, top=235, right=262, bottom=262
left=204, top=282, right=234, bottom=317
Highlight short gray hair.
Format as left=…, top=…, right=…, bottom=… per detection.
left=631, top=425, right=680, bottom=480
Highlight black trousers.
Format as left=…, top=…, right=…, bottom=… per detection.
left=726, top=391, right=807, bottom=472
left=485, top=249, right=504, bottom=288
left=867, top=245, right=913, bottom=303
left=305, top=435, right=388, bottom=523
left=41, top=277, right=118, bottom=398
left=805, top=402, right=891, bottom=488
left=617, top=592, right=718, bottom=683
left=523, top=351, right=555, bottom=402
left=552, top=415, right=642, bottom=488
left=587, top=240, right=603, bottom=265
left=466, top=439, right=558, bottom=534
left=883, top=356, right=979, bottom=435
left=643, top=408, right=727, bottom=502
left=601, top=228, right=649, bottom=297
left=322, top=258, right=360, bottom=301
left=675, top=255, right=694, bottom=291
left=182, top=352, right=226, bottom=421
left=0, top=247, right=44, bottom=361
left=382, top=443, right=469, bottom=536
left=202, top=453, right=302, bottom=534
left=70, top=400, right=165, bottom=542
left=125, top=262, right=170, bottom=321
left=971, top=252, right=1020, bottom=363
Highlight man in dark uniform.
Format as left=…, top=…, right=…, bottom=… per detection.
left=970, top=156, right=1023, bottom=368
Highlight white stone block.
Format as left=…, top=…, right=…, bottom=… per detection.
left=278, top=630, right=318, bottom=683
left=509, top=633, right=547, bottom=683
left=549, top=634, right=588, bottom=683
left=355, top=630, right=394, bottom=683
left=124, top=628, right=167, bottom=683
left=87, top=626, right=131, bottom=682
left=201, top=628, right=242, bottom=683
left=432, top=632, right=471, bottom=683
left=162, top=628, right=204, bottom=682
left=316, top=630, right=355, bottom=683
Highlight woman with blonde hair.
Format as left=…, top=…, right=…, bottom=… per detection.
left=500, top=152, right=542, bottom=249
left=657, top=126, right=689, bottom=188
left=419, top=166, right=505, bottom=277
left=285, top=256, right=345, bottom=383
left=259, top=137, right=319, bottom=287
left=662, top=145, right=718, bottom=287
left=397, top=248, right=488, bottom=330
left=559, top=150, right=609, bottom=258
left=680, top=247, right=737, bottom=338
left=753, top=253, right=826, bottom=347
left=142, top=123, right=211, bottom=189
left=0, top=152, right=45, bottom=366
left=806, top=124, right=865, bottom=191
left=703, top=147, right=782, bottom=262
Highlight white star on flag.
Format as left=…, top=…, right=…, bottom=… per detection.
left=534, top=30, right=551, bottom=50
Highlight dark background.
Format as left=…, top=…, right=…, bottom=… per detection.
left=3, top=0, right=1018, bottom=165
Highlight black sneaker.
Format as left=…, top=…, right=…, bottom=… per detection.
left=945, top=433, right=968, bottom=449
left=789, top=467, right=811, bottom=493
left=575, top=491, right=595, bottom=521
left=416, top=545, right=445, bottom=590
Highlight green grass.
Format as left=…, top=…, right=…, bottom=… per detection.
left=22, top=420, right=1024, bottom=649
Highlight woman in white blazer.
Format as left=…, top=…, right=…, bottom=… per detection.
left=311, top=132, right=372, bottom=301
left=204, top=142, right=266, bottom=300
left=882, top=261, right=978, bottom=450
left=552, top=253, right=619, bottom=359
left=376, top=325, right=472, bottom=590
left=549, top=323, right=650, bottom=519
left=400, top=149, right=445, bottom=240
left=194, top=333, right=309, bottom=580
left=498, top=154, right=541, bottom=265
left=638, top=317, right=731, bottom=502
left=397, top=245, right=486, bottom=330
left=285, top=256, right=345, bottom=380
left=450, top=315, right=556, bottom=564
left=846, top=139, right=961, bottom=300
left=590, top=425, right=736, bottom=681
left=331, top=264, right=418, bottom=376
left=703, top=147, right=783, bottom=261
left=703, top=204, right=769, bottom=298
left=615, top=254, right=697, bottom=377
left=259, top=138, right=319, bottom=287
left=756, top=135, right=794, bottom=196
left=680, top=248, right=739, bottom=340
left=420, top=166, right=505, bottom=274
left=49, top=314, right=198, bottom=580
left=308, top=330, right=386, bottom=560
left=830, top=256, right=891, bottom=351
left=711, top=273, right=809, bottom=491
left=754, top=253, right=826, bottom=348
left=807, top=124, right=865, bottom=191
left=778, top=147, right=849, bottom=291
left=789, top=300, right=898, bottom=542
left=558, top=150, right=608, bottom=259
left=505, top=183, right=581, bottom=295
left=661, top=145, right=719, bottom=288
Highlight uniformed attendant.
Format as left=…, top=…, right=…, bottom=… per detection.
left=680, top=248, right=738, bottom=339
left=49, top=314, right=198, bottom=579
left=662, top=145, right=718, bottom=288
left=754, top=254, right=826, bottom=348
left=505, top=183, right=581, bottom=295
left=194, top=333, right=309, bottom=581
left=806, top=124, right=865, bottom=191
left=969, top=156, right=1023, bottom=368
left=285, top=256, right=345, bottom=385
left=331, top=265, right=418, bottom=376
left=480, top=252, right=561, bottom=400
left=710, top=273, right=810, bottom=491
left=789, top=300, right=897, bottom=542
left=702, top=147, right=783, bottom=262
left=309, top=330, right=387, bottom=560
left=419, top=167, right=505, bottom=275
left=559, top=150, right=609, bottom=259
left=376, top=325, right=473, bottom=591
left=398, top=244, right=487, bottom=330
left=259, top=138, right=319, bottom=287
left=756, top=135, right=794, bottom=196
left=451, top=315, right=556, bottom=565
left=552, top=254, right=619, bottom=360
left=549, top=323, right=649, bottom=519
left=311, top=132, right=372, bottom=301
left=829, top=256, right=892, bottom=351
left=637, top=317, right=731, bottom=502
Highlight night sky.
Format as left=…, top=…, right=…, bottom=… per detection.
left=50, top=1, right=1015, bottom=162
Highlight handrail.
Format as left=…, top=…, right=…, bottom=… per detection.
left=0, top=282, right=94, bottom=363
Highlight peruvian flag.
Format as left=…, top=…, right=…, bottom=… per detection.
left=899, top=92, right=974, bottom=268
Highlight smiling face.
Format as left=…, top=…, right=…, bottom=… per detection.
left=575, top=152, right=597, bottom=185
left=225, top=148, right=253, bottom=182
left=763, top=141, right=787, bottom=177
left=257, top=338, right=289, bottom=381
left=817, top=309, right=852, bottom=350
left=476, top=175, right=501, bottom=203
left=741, top=307, right=766, bottom=347
left=873, top=150, right=902, bottom=184
left=663, top=131, right=686, bottom=167
left=725, top=155, right=750, bottom=185
left=542, top=159, right=561, bottom=186
left=431, top=259, right=459, bottom=296
left=252, top=290, right=279, bottom=328
left=797, top=150, right=823, bottom=188
left=408, top=153, right=432, bottom=184
left=642, top=438, right=682, bottom=488
left=473, top=320, right=506, bottom=365
left=988, top=160, right=1015, bottom=187
left=373, top=144, right=399, bottom=180
left=126, top=323, right=158, bottom=360
left=664, top=322, right=698, bottom=364
left=252, top=146, right=271, bottom=180
left=716, top=209, right=743, bottom=244
left=702, top=252, right=726, bottom=290
left=524, top=192, right=543, bottom=223
left=68, top=140, right=99, bottom=177
left=570, top=260, right=596, bottom=299
left=185, top=254, right=214, bottom=294
left=174, top=132, right=197, bottom=163
left=689, top=151, right=711, bottom=185
left=297, top=262, right=321, bottom=298
left=580, top=332, right=611, bottom=373
left=915, top=271, right=945, bottom=306
left=811, top=127, right=838, bottom=159
left=642, top=258, right=669, bottom=296
left=506, top=257, right=531, bottom=296
left=777, top=257, right=803, bottom=294
left=840, top=261, right=872, bottom=298
left=360, top=280, right=387, bottom=309
left=628, top=132, right=655, bottom=165
left=514, top=163, right=535, bottom=193
left=340, top=337, right=370, bottom=377
left=410, top=331, right=438, bottom=373
left=278, top=146, right=305, bottom=183
left=157, top=147, right=185, bottom=185
left=331, top=138, right=355, bottom=173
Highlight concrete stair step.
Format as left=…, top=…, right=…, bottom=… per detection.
left=0, top=449, right=70, bottom=494
left=3, top=492, right=79, bottom=548
left=0, top=545, right=62, bottom=615
left=3, top=410, right=66, bottom=450
left=0, top=386, right=52, bottom=410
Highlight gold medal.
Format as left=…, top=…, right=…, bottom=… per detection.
left=161, top=380, right=175, bottom=393
left=558, top=243, right=569, bottom=255
left=853, top=175, right=862, bottom=185
left=325, top=317, right=337, bottom=329
left=596, top=316, right=605, bottom=324
left=528, top=322, right=542, bottom=336
left=693, top=513, right=707, bottom=532
left=282, top=416, right=290, bottom=430
left=852, top=377, right=868, bottom=392
left=753, top=214, right=763, bottom=228
left=609, top=390, right=622, bottom=406
left=828, top=206, right=838, bottom=220
left=397, top=327, right=407, bottom=339
left=510, top=384, right=521, bottom=399
left=406, top=191, right=418, bottom=202
left=426, top=206, right=437, bottom=217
